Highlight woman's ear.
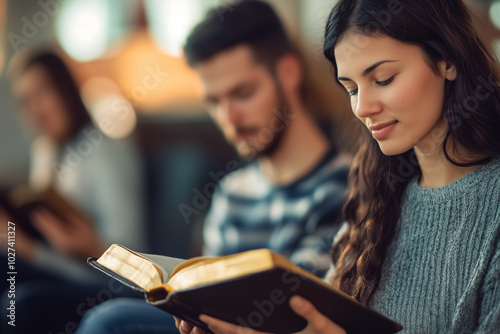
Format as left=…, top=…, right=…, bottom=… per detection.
left=276, top=54, right=303, bottom=96
left=438, top=59, right=457, bottom=81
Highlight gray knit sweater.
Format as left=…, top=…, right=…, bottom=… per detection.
left=368, top=157, right=500, bottom=333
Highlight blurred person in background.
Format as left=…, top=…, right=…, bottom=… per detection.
left=76, top=1, right=349, bottom=333
left=0, top=51, right=146, bottom=333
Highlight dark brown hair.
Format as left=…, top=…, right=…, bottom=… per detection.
left=323, top=0, right=500, bottom=304
left=12, top=51, right=91, bottom=142
left=184, top=0, right=299, bottom=73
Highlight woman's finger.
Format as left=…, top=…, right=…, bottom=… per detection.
left=289, top=296, right=346, bottom=334
left=67, top=212, right=91, bottom=230
left=31, top=209, right=65, bottom=239
left=192, top=326, right=208, bottom=334
left=179, top=320, right=194, bottom=334
left=199, top=314, right=261, bottom=334
left=174, top=316, right=181, bottom=329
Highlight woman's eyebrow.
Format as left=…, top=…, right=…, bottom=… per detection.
left=337, top=60, right=398, bottom=81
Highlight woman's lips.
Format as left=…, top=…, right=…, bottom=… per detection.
left=369, top=121, right=398, bottom=140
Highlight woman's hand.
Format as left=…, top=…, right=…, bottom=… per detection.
left=174, top=295, right=346, bottom=334
left=175, top=316, right=210, bottom=334
left=31, top=208, right=107, bottom=259
left=289, top=296, right=346, bottom=334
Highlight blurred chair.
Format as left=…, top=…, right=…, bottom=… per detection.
left=136, top=116, right=239, bottom=258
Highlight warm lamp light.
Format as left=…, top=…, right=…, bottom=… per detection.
left=145, top=0, right=209, bottom=57
left=60, top=0, right=207, bottom=113
left=490, top=0, right=500, bottom=30
left=112, top=30, right=204, bottom=112
left=80, top=76, right=137, bottom=139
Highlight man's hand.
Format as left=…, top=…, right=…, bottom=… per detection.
left=175, top=295, right=346, bottom=334
left=31, top=208, right=107, bottom=259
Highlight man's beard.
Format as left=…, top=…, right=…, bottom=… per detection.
left=235, top=88, right=289, bottom=161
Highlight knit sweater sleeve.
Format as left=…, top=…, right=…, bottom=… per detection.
left=476, top=225, right=500, bottom=333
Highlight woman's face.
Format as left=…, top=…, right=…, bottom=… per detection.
left=334, top=31, right=456, bottom=156
left=14, top=65, right=70, bottom=142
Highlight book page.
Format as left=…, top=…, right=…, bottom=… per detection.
left=97, top=244, right=165, bottom=290
left=137, top=252, right=185, bottom=283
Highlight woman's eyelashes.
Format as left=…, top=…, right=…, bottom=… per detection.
left=376, top=75, right=396, bottom=86
left=346, top=75, right=397, bottom=97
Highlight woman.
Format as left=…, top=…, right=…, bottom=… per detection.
left=180, top=0, right=500, bottom=333
left=1, top=51, right=146, bottom=333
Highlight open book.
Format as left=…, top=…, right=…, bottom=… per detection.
left=89, top=244, right=403, bottom=334
left=0, top=186, right=81, bottom=240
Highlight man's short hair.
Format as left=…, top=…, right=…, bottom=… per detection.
left=184, top=0, right=298, bottom=72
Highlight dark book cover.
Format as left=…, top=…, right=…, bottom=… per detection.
left=0, top=186, right=79, bottom=240
left=89, top=258, right=402, bottom=334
